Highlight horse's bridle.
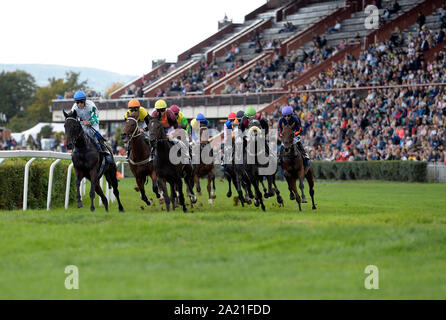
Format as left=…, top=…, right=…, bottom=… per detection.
left=65, top=117, right=84, bottom=146
left=125, top=117, right=142, bottom=142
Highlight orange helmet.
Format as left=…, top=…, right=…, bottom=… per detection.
left=128, top=99, right=141, bottom=108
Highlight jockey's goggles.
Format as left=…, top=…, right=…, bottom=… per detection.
left=129, top=107, right=139, bottom=112
left=158, top=108, right=166, bottom=113
left=75, top=100, right=85, bottom=105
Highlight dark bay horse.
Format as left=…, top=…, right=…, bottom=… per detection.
left=280, top=125, right=316, bottom=211
left=63, top=110, right=124, bottom=212
left=121, top=113, right=160, bottom=206
left=192, top=127, right=216, bottom=205
left=222, top=137, right=252, bottom=207
left=147, top=117, right=195, bottom=212
left=237, top=122, right=266, bottom=211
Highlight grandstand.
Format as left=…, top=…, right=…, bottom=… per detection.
left=51, top=0, right=446, bottom=164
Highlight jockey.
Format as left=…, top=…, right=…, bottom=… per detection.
left=196, top=113, right=210, bottom=143
left=151, top=99, right=190, bottom=164
left=221, top=112, right=236, bottom=165
left=70, top=90, right=111, bottom=159
left=170, top=105, right=190, bottom=135
left=224, top=112, right=236, bottom=145
left=278, top=105, right=310, bottom=166
left=190, top=118, right=200, bottom=144
left=238, top=106, right=269, bottom=136
left=124, top=98, right=151, bottom=159
left=234, top=110, right=244, bottom=125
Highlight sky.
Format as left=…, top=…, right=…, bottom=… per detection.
left=0, top=0, right=266, bottom=76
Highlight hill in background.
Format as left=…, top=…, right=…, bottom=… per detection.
left=0, top=64, right=136, bottom=94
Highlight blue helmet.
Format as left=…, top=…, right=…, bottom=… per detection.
left=74, top=90, right=86, bottom=101
left=196, top=113, right=209, bottom=126
left=282, top=106, right=293, bottom=116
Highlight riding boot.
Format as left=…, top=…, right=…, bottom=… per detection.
left=143, top=136, right=154, bottom=161
left=296, top=141, right=310, bottom=166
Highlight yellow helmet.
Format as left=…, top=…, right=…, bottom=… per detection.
left=155, top=99, right=167, bottom=109
left=190, top=119, right=199, bottom=130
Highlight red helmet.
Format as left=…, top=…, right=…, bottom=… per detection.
left=228, top=112, right=236, bottom=120
left=170, top=105, right=180, bottom=114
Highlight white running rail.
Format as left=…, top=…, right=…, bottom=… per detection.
left=0, top=150, right=127, bottom=211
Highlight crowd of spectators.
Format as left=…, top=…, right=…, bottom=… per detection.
left=266, top=15, right=446, bottom=164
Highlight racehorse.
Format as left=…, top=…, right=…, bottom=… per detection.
left=222, top=137, right=253, bottom=206
left=248, top=120, right=284, bottom=207
left=63, top=110, right=124, bottom=212
left=236, top=121, right=266, bottom=211
left=121, top=112, right=160, bottom=206
left=279, top=125, right=316, bottom=211
left=192, top=127, right=216, bottom=205
left=147, top=116, right=195, bottom=212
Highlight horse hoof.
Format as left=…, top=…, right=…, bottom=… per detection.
left=119, top=208, right=125, bottom=212
left=77, top=203, right=83, bottom=208
left=254, top=199, right=259, bottom=207
left=208, top=199, right=213, bottom=205
left=134, top=187, right=140, bottom=192
left=211, top=193, right=216, bottom=199
left=247, top=199, right=252, bottom=205
left=290, top=194, right=295, bottom=201
left=140, top=206, right=145, bottom=210
left=198, top=192, right=202, bottom=196
left=312, top=206, right=316, bottom=210
left=261, top=204, right=266, bottom=211
left=226, top=192, right=232, bottom=198
left=302, top=198, right=308, bottom=203
left=90, top=207, right=95, bottom=212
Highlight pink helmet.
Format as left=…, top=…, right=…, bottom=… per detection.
left=170, top=105, right=180, bottom=114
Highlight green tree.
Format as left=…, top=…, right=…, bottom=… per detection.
left=48, top=71, right=88, bottom=96
left=0, top=70, right=37, bottom=124
left=8, top=70, right=88, bottom=132
left=39, top=125, right=53, bottom=139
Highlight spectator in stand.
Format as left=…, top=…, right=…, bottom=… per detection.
left=328, top=19, right=341, bottom=34
left=417, top=12, right=426, bottom=29
left=388, top=0, right=401, bottom=15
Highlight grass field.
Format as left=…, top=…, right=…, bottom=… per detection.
left=0, top=177, right=445, bottom=299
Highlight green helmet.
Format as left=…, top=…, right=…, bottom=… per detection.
left=245, top=106, right=256, bottom=118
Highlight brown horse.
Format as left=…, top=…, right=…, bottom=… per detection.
left=280, top=125, right=316, bottom=211
left=192, top=127, right=216, bottom=205
left=121, top=112, right=160, bottom=206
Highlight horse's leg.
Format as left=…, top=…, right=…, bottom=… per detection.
left=195, top=174, right=201, bottom=196
left=151, top=171, right=160, bottom=199
left=136, top=176, right=152, bottom=206
left=252, top=176, right=266, bottom=211
left=160, top=179, right=170, bottom=212
left=225, top=171, right=232, bottom=198
left=206, top=173, right=213, bottom=205
left=211, top=169, right=216, bottom=199
left=105, top=166, right=124, bottom=212
left=260, top=177, right=268, bottom=198
left=233, top=172, right=245, bottom=207
left=272, top=176, right=283, bottom=206
left=299, top=178, right=307, bottom=203
left=177, top=179, right=187, bottom=213
left=285, top=174, right=302, bottom=211
left=267, top=175, right=275, bottom=198
left=306, top=167, right=316, bottom=210
left=169, top=180, right=176, bottom=211
left=75, top=170, right=84, bottom=208
left=95, top=181, right=108, bottom=212
left=89, top=169, right=98, bottom=212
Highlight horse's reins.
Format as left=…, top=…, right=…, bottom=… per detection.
left=125, top=117, right=153, bottom=166
left=65, top=117, right=84, bottom=146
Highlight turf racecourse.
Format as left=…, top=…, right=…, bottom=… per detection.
left=0, top=178, right=445, bottom=299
